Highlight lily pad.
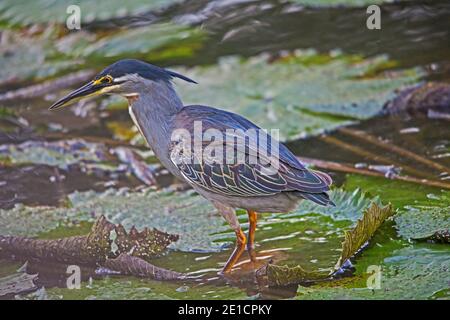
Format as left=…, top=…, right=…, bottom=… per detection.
left=1, top=22, right=204, bottom=86
left=265, top=203, right=394, bottom=286
left=0, top=140, right=107, bottom=170
left=296, top=245, right=450, bottom=300
left=67, top=188, right=226, bottom=252
left=0, top=204, right=70, bottom=237
left=0, top=185, right=378, bottom=256
left=344, top=174, right=450, bottom=241
left=396, top=202, right=450, bottom=240
left=0, top=30, right=78, bottom=85
left=175, top=52, right=421, bottom=140
left=61, top=23, right=205, bottom=63
left=0, top=0, right=182, bottom=25
left=40, top=275, right=249, bottom=300
left=278, top=188, right=378, bottom=221
left=0, top=187, right=225, bottom=252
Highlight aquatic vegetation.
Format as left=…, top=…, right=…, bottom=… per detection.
left=0, top=188, right=224, bottom=252
left=0, top=139, right=157, bottom=187
left=296, top=246, right=450, bottom=300
left=176, top=52, right=422, bottom=140
left=0, top=0, right=448, bottom=301
left=0, top=140, right=107, bottom=169
left=0, top=204, right=72, bottom=237
left=0, top=30, right=79, bottom=85
left=43, top=275, right=249, bottom=300
left=1, top=172, right=448, bottom=299
left=278, top=188, right=378, bottom=221
left=396, top=201, right=450, bottom=240
left=344, top=175, right=450, bottom=240
left=1, top=22, right=205, bottom=85
left=61, top=23, right=206, bottom=64
left=265, top=203, right=394, bottom=286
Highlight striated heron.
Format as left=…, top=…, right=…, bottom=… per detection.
left=50, top=59, right=334, bottom=274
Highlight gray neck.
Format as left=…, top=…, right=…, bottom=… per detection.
left=128, top=80, right=183, bottom=159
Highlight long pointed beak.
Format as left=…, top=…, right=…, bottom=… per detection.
left=49, top=81, right=100, bottom=110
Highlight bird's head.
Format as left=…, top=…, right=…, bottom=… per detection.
left=49, top=59, right=196, bottom=110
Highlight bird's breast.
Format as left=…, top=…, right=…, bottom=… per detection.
left=128, top=104, right=186, bottom=181
left=128, top=106, right=146, bottom=144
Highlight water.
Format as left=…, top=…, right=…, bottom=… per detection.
left=0, top=0, right=449, bottom=299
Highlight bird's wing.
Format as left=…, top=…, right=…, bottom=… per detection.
left=169, top=105, right=331, bottom=197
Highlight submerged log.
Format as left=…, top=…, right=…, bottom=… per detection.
left=0, top=216, right=185, bottom=281
left=382, top=82, right=450, bottom=117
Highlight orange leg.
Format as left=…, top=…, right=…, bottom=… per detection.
left=221, top=229, right=247, bottom=273
left=247, top=210, right=257, bottom=263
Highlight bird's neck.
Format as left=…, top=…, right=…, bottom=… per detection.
left=128, top=81, right=182, bottom=157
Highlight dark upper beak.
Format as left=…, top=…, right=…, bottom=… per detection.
left=49, top=81, right=100, bottom=110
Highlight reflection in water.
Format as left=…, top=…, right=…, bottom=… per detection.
left=165, top=0, right=450, bottom=71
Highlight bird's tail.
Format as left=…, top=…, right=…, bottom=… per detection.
left=297, top=191, right=335, bottom=207
left=311, top=170, right=333, bottom=186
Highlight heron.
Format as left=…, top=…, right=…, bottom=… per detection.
left=50, top=59, right=334, bottom=274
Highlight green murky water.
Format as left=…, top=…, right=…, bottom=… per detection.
left=0, top=0, right=449, bottom=299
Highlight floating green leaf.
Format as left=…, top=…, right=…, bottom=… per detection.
left=334, top=203, right=394, bottom=270
left=62, top=23, right=205, bottom=63
left=296, top=245, right=450, bottom=300
left=41, top=275, right=249, bottom=300
left=344, top=174, right=442, bottom=208
left=264, top=264, right=329, bottom=287
left=278, top=188, right=378, bottom=221
left=0, top=205, right=69, bottom=237
left=0, top=30, right=78, bottom=85
left=67, top=188, right=226, bottom=252
left=265, top=203, right=394, bottom=286
left=176, top=52, right=421, bottom=140
left=1, top=23, right=204, bottom=85
left=396, top=205, right=450, bottom=240
left=0, top=140, right=107, bottom=169
left=344, top=175, right=450, bottom=241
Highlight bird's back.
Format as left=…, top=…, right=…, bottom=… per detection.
left=169, top=105, right=333, bottom=208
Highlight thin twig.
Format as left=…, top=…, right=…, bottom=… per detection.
left=339, top=127, right=450, bottom=174
left=0, top=70, right=95, bottom=101
left=319, top=135, right=430, bottom=179
left=297, top=156, right=450, bottom=190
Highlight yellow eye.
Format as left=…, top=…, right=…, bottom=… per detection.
left=94, top=75, right=113, bottom=85
left=101, top=76, right=112, bottom=84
